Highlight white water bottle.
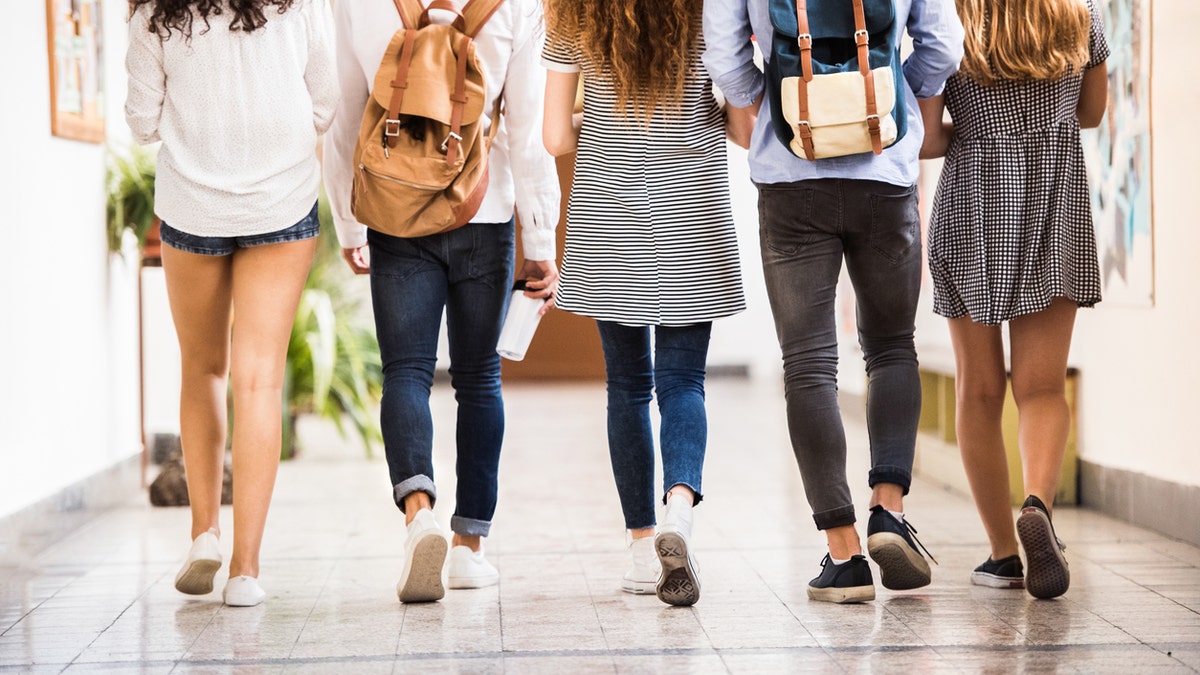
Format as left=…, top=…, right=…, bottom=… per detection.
left=496, top=280, right=546, bottom=361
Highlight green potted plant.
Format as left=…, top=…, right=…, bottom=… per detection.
left=105, top=144, right=161, bottom=262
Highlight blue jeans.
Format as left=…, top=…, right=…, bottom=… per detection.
left=160, top=202, right=320, bottom=255
left=757, top=179, right=922, bottom=531
left=597, top=321, right=712, bottom=530
left=367, top=220, right=515, bottom=537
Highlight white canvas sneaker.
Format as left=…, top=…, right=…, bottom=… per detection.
left=621, top=535, right=661, bottom=594
left=446, top=545, right=499, bottom=589
left=655, top=493, right=701, bottom=606
left=222, top=575, right=266, bottom=607
left=174, top=528, right=222, bottom=595
left=396, top=509, right=448, bottom=603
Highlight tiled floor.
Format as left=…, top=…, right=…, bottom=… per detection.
left=2, top=379, right=1198, bottom=673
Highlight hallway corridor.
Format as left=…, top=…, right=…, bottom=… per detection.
left=2, top=379, right=1198, bottom=673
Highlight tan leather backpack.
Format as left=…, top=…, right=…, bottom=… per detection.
left=351, top=0, right=504, bottom=237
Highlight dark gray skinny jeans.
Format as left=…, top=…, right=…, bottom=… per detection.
left=757, top=178, right=922, bottom=531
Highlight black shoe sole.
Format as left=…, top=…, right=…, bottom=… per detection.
left=867, top=532, right=932, bottom=590
left=1017, top=507, right=1069, bottom=599
left=655, top=532, right=700, bottom=607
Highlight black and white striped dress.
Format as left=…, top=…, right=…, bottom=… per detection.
left=541, top=30, right=744, bottom=326
left=927, top=0, right=1109, bottom=325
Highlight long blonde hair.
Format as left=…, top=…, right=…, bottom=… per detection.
left=544, top=0, right=701, bottom=121
left=956, top=0, right=1091, bottom=86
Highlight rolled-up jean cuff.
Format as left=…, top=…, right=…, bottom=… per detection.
left=393, top=476, right=437, bottom=512
left=451, top=515, right=491, bottom=537
left=813, top=504, right=857, bottom=531
left=868, top=467, right=913, bottom=495
left=662, top=482, right=704, bottom=508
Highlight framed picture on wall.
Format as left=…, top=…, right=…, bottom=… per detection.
left=45, top=0, right=106, bottom=143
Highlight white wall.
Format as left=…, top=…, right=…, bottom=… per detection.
left=913, top=2, right=1200, bottom=490
left=0, top=0, right=143, bottom=518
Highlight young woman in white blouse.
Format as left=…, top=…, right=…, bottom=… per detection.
left=125, top=0, right=338, bottom=607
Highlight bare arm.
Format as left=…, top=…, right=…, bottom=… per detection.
left=724, top=93, right=762, bottom=150
left=1077, top=63, right=1108, bottom=129
left=543, top=70, right=581, bottom=157
left=918, top=95, right=953, bottom=160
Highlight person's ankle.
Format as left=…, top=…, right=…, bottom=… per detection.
left=666, top=485, right=695, bottom=506
left=403, top=492, right=433, bottom=525
left=452, top=534, right=482, bottom=552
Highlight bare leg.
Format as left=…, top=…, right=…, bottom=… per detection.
left=1008, top=298, right=1078, bottom=512
left=868, top=483, right=904, bottom=512
left=825, top=525, right=863, bottom=559
left=948, top=316, right=1018, bottom=560
left=162, top=245, right=234, bottom=541
left=226, top=237, right=317, bottom=579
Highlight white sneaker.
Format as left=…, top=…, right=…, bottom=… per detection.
left=446, top=545, right=499, bottom=589
left=655, top=493, right=701, bottom=606
left=222, top=575, right=266, bottom=607
left=174, top=528, right=221, bottom=595
left=621, top=535, right=661, bottom=594
left=396, top=509, right=448, bottom=603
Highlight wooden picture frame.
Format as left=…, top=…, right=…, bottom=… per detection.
left=46, top=0, right=106, bottom=143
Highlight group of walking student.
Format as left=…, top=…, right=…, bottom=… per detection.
left=124, top=0, right=1109, bottom=608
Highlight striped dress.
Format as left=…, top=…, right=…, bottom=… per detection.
left=541, top=30, right=745, bottom=326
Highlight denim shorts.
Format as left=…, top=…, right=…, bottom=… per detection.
left=160, top=202, right=320, bottom=256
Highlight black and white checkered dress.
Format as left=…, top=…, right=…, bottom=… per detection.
left=541, top=29, right=744, bottom=326
left=928, top=1, right=1110, bottom=325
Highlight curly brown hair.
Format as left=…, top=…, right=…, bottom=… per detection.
left=956, top=0, right=1090, bottom=86
left=130, top=0, right=295, bottom=40
left=545, top=0, right=701, bottom=123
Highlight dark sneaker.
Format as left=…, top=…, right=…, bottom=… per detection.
left=807, top=554, right=876, bottom=603
left=866, top=505, right=937, bottom=590
left=971, top=554, right=1025, bottom=589
left=1016, top=495, right=1070, bottom=599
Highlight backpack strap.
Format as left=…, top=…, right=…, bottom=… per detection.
left=852, top=0, right=883, bottom=155
left=793, top=0, right=816, bottom=160
left=393, top=0, right=422, bottom=30
left=460, top=0, right=505, bottom=38
left=383, top=26, right=420, bottom=152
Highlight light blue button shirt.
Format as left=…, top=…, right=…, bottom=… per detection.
left=703, top=0, right=964, bottom=187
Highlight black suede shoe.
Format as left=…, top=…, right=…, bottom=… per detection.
left=971, top=554, right=1025, bottom=589
left=866, top=505, right=936, bottom=590
left=807, top=554, right=875, bottom=603
left=1017, top=495, right=1070, bottom=599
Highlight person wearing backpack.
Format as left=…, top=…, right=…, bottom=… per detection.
left=125, top=0, right=338, bottom=607
left=919, top=0, right=1109, bottom=600
left=542, top=0, right=746, bottom=608
left=702, top=0, right=962, bottom=603
left=323, top=0, right=559, bottom=603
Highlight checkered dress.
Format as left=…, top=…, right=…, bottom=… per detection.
left=927, top=1, right=1110, bottom=325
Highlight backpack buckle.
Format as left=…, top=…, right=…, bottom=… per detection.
left=854, top=29, right=869, bottom=46
left=440, top=131, right=463, bottom=153
left=797, top=33, right=812, bottom=50
left=385, top=119, right=402, bottom=137
left=865, top=114, right=880, bottom=130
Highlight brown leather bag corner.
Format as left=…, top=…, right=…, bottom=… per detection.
left=351, top=0, right=504, bottom=238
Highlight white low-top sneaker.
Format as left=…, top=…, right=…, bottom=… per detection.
left=621, top=535, right=661, bottom=594
left=174, top=528, right=222, bottom=595
left=222, top=575, right=266, bottom=607
left=446, top=545, right=499, bottom=589
left=396, top=509, right=448, bottom=603
left=655, top=493, right=701, bottom=606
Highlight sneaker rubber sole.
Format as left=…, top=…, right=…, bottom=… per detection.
left=806, top=582, right=876, bottom=604
left=970, top=570, right=1025, bottom=589
left=620, top=578, right=657, bottom=594
left=174, top=558, right=221, bottom=595
left=868, top=530, right=931, bottom=588
left=397, top=533, right=448, bottom=603
left=867, top=532, right=932, bottom=591
left=655, top=532, right=700, bottom=607
left=1017, top=507, right=1070, bottom=599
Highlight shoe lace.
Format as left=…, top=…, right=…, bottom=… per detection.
left=902, top=519, right=939, bottom=566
